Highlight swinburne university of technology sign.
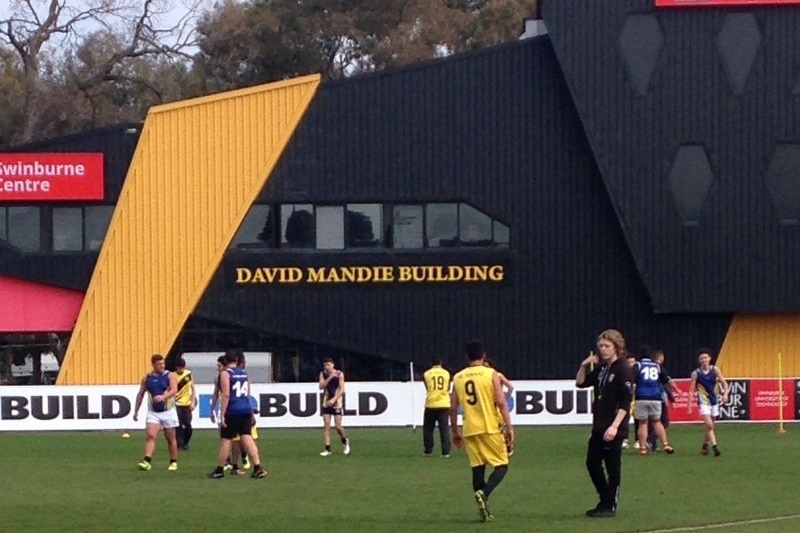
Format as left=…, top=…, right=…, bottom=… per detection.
left=0, top=153, right=105, bottom=201
left=656, top=0, right=800, bottom=5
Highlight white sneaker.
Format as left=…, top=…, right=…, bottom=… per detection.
left=343, top=441, right=351, bottom=456
left=320, top=450, right=332, bottom=457
left=622, top=440, right=629, bottom=449
left=633, top=441, right=640, bottom=450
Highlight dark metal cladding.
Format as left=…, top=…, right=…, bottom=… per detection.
left=543, top=0, right=800, bottom=312
left=198, top=37, right=731, bottom=378
left=0, top=32, right=743, bottom=378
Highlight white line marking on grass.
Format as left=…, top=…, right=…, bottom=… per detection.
left=638, top=514, right=800, bottom=533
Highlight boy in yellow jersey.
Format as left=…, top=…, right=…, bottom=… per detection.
left=450, top=340, right=514, bottom=523
left=173, top=358, right=197, bottom=451
left=423, top=357, right=452, bottom=457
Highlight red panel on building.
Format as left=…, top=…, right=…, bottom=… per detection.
left=657, top=0, right=800, bottom=5
left=0, top=275, right=84, bottom=332
left=0, top=153, right=104, bottom=201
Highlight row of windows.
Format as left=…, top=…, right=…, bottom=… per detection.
left=0, top=206, right=113, bottom=252
left=231, top=202, right=510, bottom=250
left=0, top=201, right=508, bottom=253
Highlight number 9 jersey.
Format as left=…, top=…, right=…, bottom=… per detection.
left=453, top=365, right=502, bottom=437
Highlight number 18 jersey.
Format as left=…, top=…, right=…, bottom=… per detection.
left=453, top=365, right=501, bottom=437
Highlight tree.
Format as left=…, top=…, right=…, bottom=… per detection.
left=0, top=0, right=200, bottom=145
left=0, top=45, right=25, bottom=148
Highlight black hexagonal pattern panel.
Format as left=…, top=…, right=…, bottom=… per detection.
left=619, top=15, right=663, bottom=97
left=716, top=13, right=761, bottom=95
left=667, top=146, right=714, bottom=225
left=765, top=144, right=800, bottom=223
left=544, top=0, right=800, bottom=312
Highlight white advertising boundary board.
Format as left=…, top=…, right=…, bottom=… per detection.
left=0, top=380, right=593, bottom=431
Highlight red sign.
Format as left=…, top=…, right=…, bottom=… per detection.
left=748, top=379, right=795, bottom=421
left=657, top=0, right=800, bottom=5
left=0, top=153, right=104, bottom=201
left=667, top=378, right=798, bottom=423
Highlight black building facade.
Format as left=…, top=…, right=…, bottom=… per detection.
left=3, top=1, right=798, bottom=383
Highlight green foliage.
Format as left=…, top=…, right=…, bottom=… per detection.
left=1, top=424, right=798, bottom=533
left=0, top=45, right=25, bottom=147
left=195, top=0, right=539, bottom=88
left=0, top=0, right=537, bottom=147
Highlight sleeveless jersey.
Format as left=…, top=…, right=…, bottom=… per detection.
left=174, top=369, right=193, bottom=407
left=453, top=365, right=501, bottom=437
left=695, top=366, right=719, bottom=406
left=424, top=365, right=451, bottom=409
left=322, top=371, right=342, bottom=405
left=635, top=358, right=664, bottom=401
left=146, top=371, right=173, bottom=412
left=226, top=367, right=252, bottom=415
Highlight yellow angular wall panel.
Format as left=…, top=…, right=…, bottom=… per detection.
left=58, top=75, right=320, bottom=385
left=716, top=314, right=800, bottom=378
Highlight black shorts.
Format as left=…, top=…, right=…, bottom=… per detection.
left=322, top=405, right=343, bottom=416
left=220, top=413, right=253, bottom=440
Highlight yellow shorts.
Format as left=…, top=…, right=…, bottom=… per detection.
left=464, top=433, right=508, bottom=468
left=233, top=425, right=259, bottom=441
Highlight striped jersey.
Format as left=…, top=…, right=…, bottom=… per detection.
left=695, top=366, right=719, bottom=406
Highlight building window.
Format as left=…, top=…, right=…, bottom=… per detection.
left=85, top=206, right=113, bottom=251
left=426, top=203, right=458, bottom=247
left=316, top=206, right=344, bottom=250
left=346, top=203, right=382, bottom=248
left=281, top=204, right=314, bottom=248
left=8, top=206, right=40, bottom=252
left=231, top=201, right=509, bottom=251
left=392, top=205, right=423, bottom=248
left=493, top=220, right=510, bottom=247
left=459, top=203, right=493, bottom=245
left=52, top=208, right=83, bottom=251
left=232, top=205, right=273, bottom=248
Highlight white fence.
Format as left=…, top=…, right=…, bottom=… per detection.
left=0, top=380, right=590, bottom=431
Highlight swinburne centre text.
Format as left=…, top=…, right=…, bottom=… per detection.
left=235, top=265, right=505, bottom=284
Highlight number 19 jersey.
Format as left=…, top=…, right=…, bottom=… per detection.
left=424, top=365, right=451, bottom=409
left=453, top=365, right=501, bottom=437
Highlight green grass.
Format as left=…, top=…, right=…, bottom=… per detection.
left=2, top=424, right=799, bottom=533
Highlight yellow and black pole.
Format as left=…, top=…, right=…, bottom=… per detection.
left=778, top=351, right=787, bottom=435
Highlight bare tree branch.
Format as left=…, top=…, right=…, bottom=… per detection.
left=0, top=0, right=203, bottom=143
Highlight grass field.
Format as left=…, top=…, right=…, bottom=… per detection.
left=2, top=423, right=799, bottom=533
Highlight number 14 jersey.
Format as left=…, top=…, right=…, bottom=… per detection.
left=226, top=367, right=252, bottom=416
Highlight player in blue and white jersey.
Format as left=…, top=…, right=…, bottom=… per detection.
left=319, top=357, right=351, bottom=456
left=688, top=349, right=730, bottom=457
left=632, top=352, right=679, bottom=455
left=208, top=350, right=267, bottom=479
left=133, top=354, right=179, bottom=471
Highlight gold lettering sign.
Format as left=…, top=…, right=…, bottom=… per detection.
left=235, top=265, right=505, bottom=285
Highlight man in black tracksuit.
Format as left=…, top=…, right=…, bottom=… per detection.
left=575, top=329, right=634, bottom=519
